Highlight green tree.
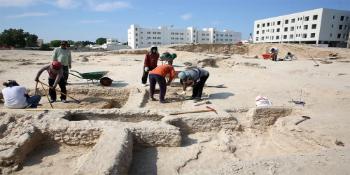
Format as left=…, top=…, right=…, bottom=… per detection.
left=75, top=40, right=94, bottom=47
left=24, top=33, right=38, bottom=47
left=50, top=40, right=61, bottom=47
left=0, top=28, right=27, bottom=48
left=95, top=38, right=107, bottom=45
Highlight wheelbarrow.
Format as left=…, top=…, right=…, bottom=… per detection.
left=69, top=70, right=109, bottom=84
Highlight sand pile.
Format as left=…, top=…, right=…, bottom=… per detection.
left=110, top=49, right=148, bottom=55
left=171, top=44, right=248, bottom=55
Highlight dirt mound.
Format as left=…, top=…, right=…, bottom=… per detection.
left=110, top=49, right=148, bottom=55
left=247, top=43, right=350, bottom=59
left=171, top=44, right=248, bottom=55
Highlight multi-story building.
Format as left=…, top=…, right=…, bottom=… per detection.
left=348, top=32, right=350, bottom=48
left=128, top=24, right=241, bottom=49
left=253, top=8, right=350, bottom=47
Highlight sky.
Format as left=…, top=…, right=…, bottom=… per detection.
left=0, top=0, right=349, bottom=42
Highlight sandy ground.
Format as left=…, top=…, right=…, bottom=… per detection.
left=13, top=143, right=91, bottom=175
left=1, top=43, right=350, bottom=174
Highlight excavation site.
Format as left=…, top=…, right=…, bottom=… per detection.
left=0, top=43, right=350, bottom=174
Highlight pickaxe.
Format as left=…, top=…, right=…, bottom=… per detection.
left=169, top=106, right=217, bottom=115
left=295, top=116, right=311, bottom=125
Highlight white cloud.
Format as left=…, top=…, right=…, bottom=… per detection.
left=181, top=13, right=192, bottom=20
left=7, top=12, right=49, bottom=18
left=55, top=0, right=79, bottom=9
left=91, top=1, right=130, bottom=12
left=80, top=19, right=106, bottom=24
left=0, top=0, right=40, bottom=7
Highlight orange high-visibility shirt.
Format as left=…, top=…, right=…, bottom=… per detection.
left=149, top=65, right=176, bottom=81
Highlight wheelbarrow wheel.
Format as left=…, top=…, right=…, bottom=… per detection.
left=100, top=77, right=113, bottom=86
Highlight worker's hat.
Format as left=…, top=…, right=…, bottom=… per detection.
left=178, top=71, right=188, bottom=80
left=51, top=61, right=62, bottom=70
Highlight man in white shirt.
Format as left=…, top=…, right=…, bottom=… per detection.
left=2, top=80, right=41, bottom=109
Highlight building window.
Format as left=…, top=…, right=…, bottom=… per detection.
left=262, top=23, right=265, bottom=27
left=277, top=21, right=281, bottom=25
left=304, top=16, right=309, bottom=21
left=262, top=30, right=265, bottom=34
left=285, top=20, right=289, bottom=24
left=147, top=32, right=151, bottom=34
left=256, top=31, right=259, bottom=34
left=290, top=34, right=293, bottom=39
left=276, top=36, right=280, bottom=40
left=304, top=25, right=308, bottom=30
left=284, top=27, right=288, bottom=32
left=313, top=15, right=318, bottom=20
left=312, top=24, right=317, bottom=29
left=277, top=28, right=280, bottom=32
left=330, top=33, right=333, bottom=37
left=331, top=24, right=334, bottom=28
left=291, top=26, right=295, bottom=31
left=283, top=35, right=287, bottom=39
left=339, top=25, right=343, bottom=30
left=310, top=33, right=315, bottom=38
left=340, top=16, right=344, bottom=21
left=267, top=22, right=270, bottom=27
left=337, top=33, right=341, bottom=38
left=271, top=36, right=274, bottom=40
left=291, top=18, right=295, bottom=23
left=257, top=24, right=260, bottom=28
left=302, top=34, right=307, bottom=38
left=333, top=16, right=335, bottom=19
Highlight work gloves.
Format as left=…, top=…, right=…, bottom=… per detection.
left=144, top=67, right=149, bottom=72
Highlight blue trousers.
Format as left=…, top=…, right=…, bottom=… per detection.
left=149, top=74, right=166, bottom=101
left=27, top=95, right=41, bottom=108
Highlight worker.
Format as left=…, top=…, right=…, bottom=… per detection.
left=142, top=46, right=159, bottom=86
left=52, top=40, right=72, bottom=83
left=2, top=80, right=41, bottom=109
left=35, top=61, right=66, bottom=103
left=148, top=60, right=176, bottom=103
left=270, top=47, right=278, bottom=61
left=178, top=67, right=210, bottom=101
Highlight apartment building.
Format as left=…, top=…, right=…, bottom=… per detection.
left=128, top=24, right=241, bottom=49
left=253, top=8, right=350, bottom=47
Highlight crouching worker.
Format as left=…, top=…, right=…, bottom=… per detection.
left=149, top=60, right=176, bottom=103
left=35, top=61, right=66, bottom=103
left=2, top=80, right=41, bottom=108
left=178, top=67, right=210, bottom=101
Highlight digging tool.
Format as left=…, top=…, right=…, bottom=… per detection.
left=295, top=116, right=311, bottom=125
left=38, top=81, right=81, bottom=103
left=39, top=81, right=53, bottom=109
left=34, top=81, right=38, bottom=95
left=206, top=84, right=227, bottom=88
left=169, top=106, right=217, bottom=115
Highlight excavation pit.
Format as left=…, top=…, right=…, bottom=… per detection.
left=0, top=87, right=130, bottom=110
left=14, top=141, right=92, bottom=175
left=142, top=86, right=185, bottom=109
left=62, top=111, right=165, bottom=122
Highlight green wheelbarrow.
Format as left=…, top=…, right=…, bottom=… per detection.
left=69, top=70, right=109, bottom=84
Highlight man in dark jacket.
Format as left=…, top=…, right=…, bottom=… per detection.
left=35, top=61, right=66, bottom=103
left=142, top=46, right=159, bottom=86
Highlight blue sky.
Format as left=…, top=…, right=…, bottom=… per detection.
left=0, top=0, right=349, bottom=42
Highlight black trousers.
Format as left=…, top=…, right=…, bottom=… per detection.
left=48, top=78, right=67, bottom=101
left=63, top=66, right=69, bottom=83
left=192, top=74, right=209, bottom=98
left=141, top=67, right=155, bottom=84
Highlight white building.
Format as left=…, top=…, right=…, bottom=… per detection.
left=253, top=8, right=350, bottom=47
left=128, top=24, right=241, bottom=49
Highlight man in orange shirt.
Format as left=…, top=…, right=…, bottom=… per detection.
left=148, top=60, right=176, bottom=103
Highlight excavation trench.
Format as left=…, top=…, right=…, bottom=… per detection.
left=1, top=87, right=130, bottom=110
left=62, top=112, right=165, bottom=122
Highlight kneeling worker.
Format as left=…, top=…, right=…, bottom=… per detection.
left=148, top=60, right=176, bottom=103
left=178, top=67, right=210, bottom=101
left=2, top=80, right=41, bottom=108
left=35, top=61, right=66, bottom=103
